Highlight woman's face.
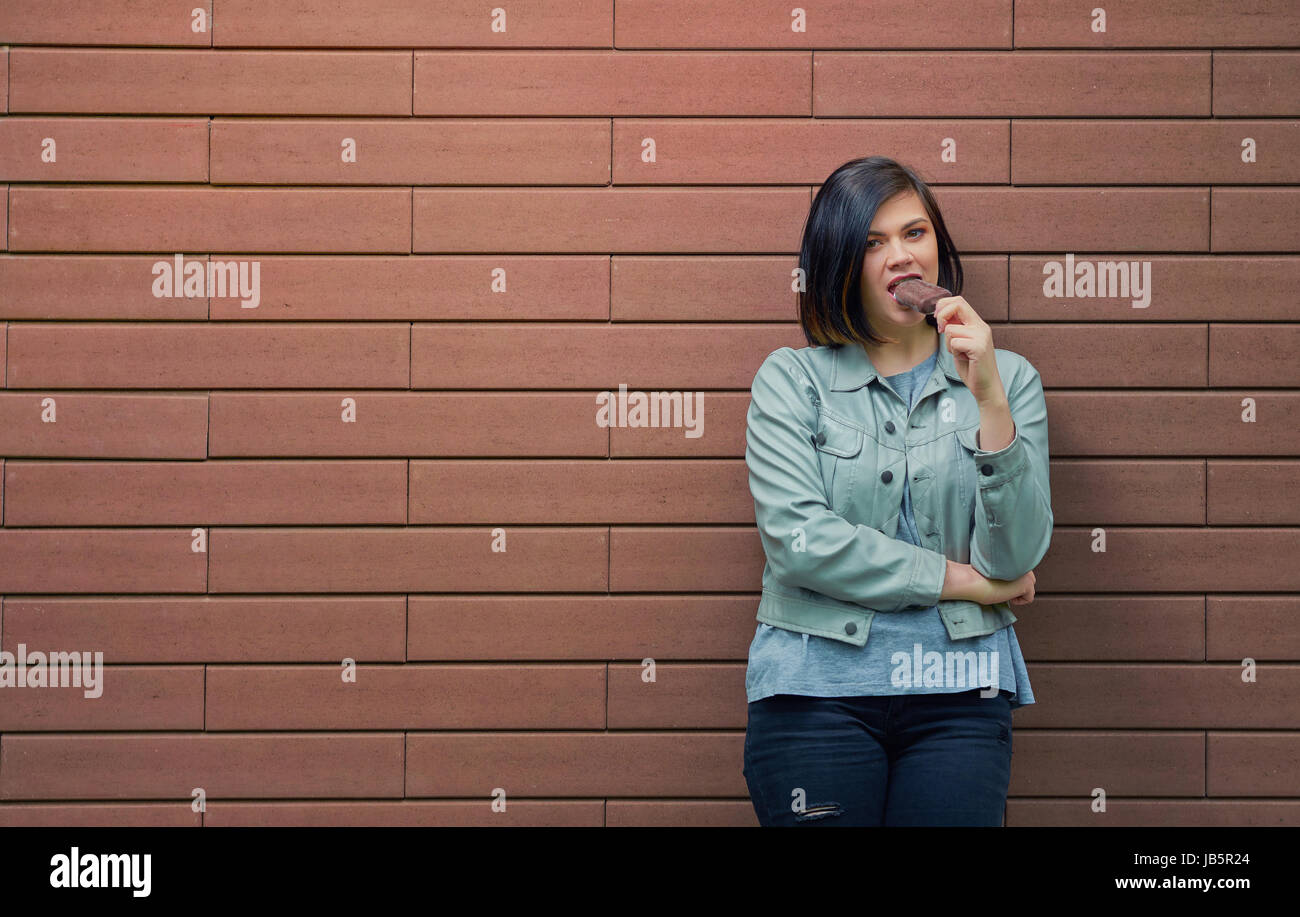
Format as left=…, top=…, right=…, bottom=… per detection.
left=859, top=190, right=940, bottom=329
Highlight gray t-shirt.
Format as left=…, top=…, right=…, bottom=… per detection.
left=745, top=348, right=1036, bottom=709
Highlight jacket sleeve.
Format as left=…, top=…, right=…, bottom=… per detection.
left=746, top=348, right=949, bottom=614
left=967, top=355, right=1055, bottom=581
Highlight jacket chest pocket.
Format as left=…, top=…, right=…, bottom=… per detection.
left=812, top=413, right=864, bottom=517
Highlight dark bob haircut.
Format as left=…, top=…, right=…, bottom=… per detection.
left=797, top=156, right=963, bottom=347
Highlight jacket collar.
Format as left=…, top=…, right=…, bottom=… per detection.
left=830, top=336, right=962, bottom=393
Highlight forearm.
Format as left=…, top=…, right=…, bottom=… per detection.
left=941, top=559, right=986, bottom=602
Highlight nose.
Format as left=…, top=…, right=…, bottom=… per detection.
left=884, top=238, right=913, bottom=267
left=883, top=236, right=915, bottom=265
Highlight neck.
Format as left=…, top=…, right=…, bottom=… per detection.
left=865, top=325, right=939, bottom=368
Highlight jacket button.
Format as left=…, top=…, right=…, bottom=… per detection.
left=844, top=622, right=857, bottom=635
left=880, top=470, right=892, bottom=483
left=884, top=420, right=895, bottom=434
left=816, top=431, right=827, bottom=445
left=980, top=463, right=994, bottom=475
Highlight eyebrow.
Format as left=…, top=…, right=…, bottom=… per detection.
left=867, top=218, right=930, bottom=236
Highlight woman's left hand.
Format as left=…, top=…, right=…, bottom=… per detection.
left=935, top=296, right=1007, bottom=405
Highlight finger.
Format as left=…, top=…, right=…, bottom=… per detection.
left=935, top=298, right=962, bottom=329
left=948, top=337, right=978, bottom=357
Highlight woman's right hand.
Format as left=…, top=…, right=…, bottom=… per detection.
left=974, top=568, right=1035, bottom=606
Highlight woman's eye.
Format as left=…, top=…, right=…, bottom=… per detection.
left=866, top=229, right=925, bottom=248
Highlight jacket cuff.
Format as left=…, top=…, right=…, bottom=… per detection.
left=904, top=544, right=948, bottom=611
left=973, top=422, right=1027, bottom=488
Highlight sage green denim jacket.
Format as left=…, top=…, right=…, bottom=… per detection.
left=745, top=339, right=1053, bottom=647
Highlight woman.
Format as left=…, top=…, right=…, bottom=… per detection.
left=742, top=156, right=1054, bottom=826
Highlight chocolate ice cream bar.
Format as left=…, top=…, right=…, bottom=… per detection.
left=891, top=277, right=951, bottom=314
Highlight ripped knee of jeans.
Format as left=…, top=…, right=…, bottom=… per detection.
left=796, top=802, right=844, bottom=822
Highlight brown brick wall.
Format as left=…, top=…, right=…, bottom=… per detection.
left=0, top=0, right=1298, bottom=826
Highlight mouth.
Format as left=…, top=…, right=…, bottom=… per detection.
left=887, top=273, right=922, bottom=301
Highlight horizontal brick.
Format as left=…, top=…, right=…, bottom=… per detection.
left=206, top=800, right=603, bottom=826
left=1011, top=596, right=1205, bottom=662
left=1210, top=325, right=1300, bottom=387
left=9, top=187, right=412, bottom=253
left=0, top=666, right=202, bottom=730
left=410, top=460, right=750, bottom=524
left=1010, top=800, right=1300, bottom=827
left=992, top=323, right=1205, bottom=388
left=407, top=595, right=757, bottom=661
left=1010, top=255, right=1300, bottom=321
left=1048, top=460, right=1204, bottom=525
left=208, top=527, right=608, bottom=592
left=1214, top=51, right=1300, bottom=116
left=406, top=732, right=741, bottom=796
left=0, top=733, right=404, bottom=799
left=414, top=187, right=807, bottom=252
left=0, top=255, right=607, bottom=321
left=0, top=803, right=200, bottom=826
left=413, top=51, right=809, bottom=116
left=411, top=323, right=801, bottom=389
left=6, top=323, right=409, bottom=388
left=814, top=52, right=1209, bottom=116
left=615, top=0, right=1011, bottom=48
left=614, top=255, right=1007, bottom=322
left=606, top=801, right=755, bottom=827
left=0, top=255, right=209, bottom=319
left=1037, top=529, right=1300, bottom=592
left=9, top=49, right=412, bottom=115
left=211, top=255, right=608, bottom=321
left=4, top=460, right=406, bottom=525
left=211, top=119, right=609, bottom=185
left=0, top=394, right=207, bottom=458
left=0, top=530, right=207, bottom=593
left=0, top=117, right=208, bottom=181
left=611, top=527, right=760, bottom=592
left=1207, top=596, right=1300, bottom=661
left=206, top=665, right=605, bottom=729
left=1008, top=732, right=1204, bottom=796
left=1015, top=0, right=1298, bottom=47
left=0, top=1, right=210, bottom=46
left=1044, top=392, right=1300, bottom=455
left=610, top=392, right=747, bottom=458
left=608, top=663, right=743, bottom=728
left=1209, top=733, right=1300, bottom=795
left=213, top=0, right=613, bottom=48
left=2, top=597, right=407, bottom=663
left=1212, top=188, right=1300, bottom=251
left=209, top=393, right=608, bottom=457
left=1015, top=665, right=1300, bottom=728
left=1209, top=462, right=1300, bottom=525
left=612, top=119, right=1008, bottom=184
left=1012, top=120, right=1300, bottom=184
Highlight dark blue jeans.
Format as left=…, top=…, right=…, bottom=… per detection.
left=743, top=688, right=1014, bottom=826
